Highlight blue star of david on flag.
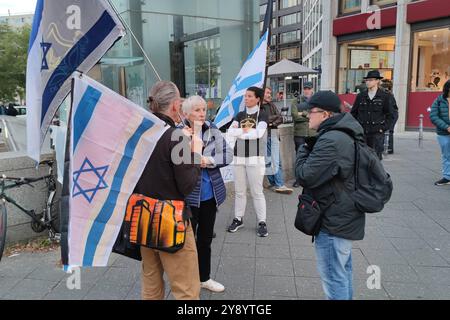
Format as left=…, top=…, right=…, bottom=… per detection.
left=72, top=157, right=109, bottom=203
left=40, top=37, right=52, bottom=71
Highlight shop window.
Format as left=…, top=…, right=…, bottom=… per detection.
left=339, top=0, right=361, bottom=15
left=337, top=36, right=396, bottom=94
left=370, top=0, right=397, bottom=7
left=411, top=27, right=450, bottom=92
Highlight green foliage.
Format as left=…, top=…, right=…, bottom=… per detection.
left=0, top=23, right=30, bottom=103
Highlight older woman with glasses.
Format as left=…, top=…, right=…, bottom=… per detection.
left=182, top=95, right=233, bottom=293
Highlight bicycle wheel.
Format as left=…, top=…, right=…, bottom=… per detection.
left=49, top=197, right=61, bottom=234
left=0, top=203, right=7, bottom=262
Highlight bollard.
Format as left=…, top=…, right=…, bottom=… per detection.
left=418, top=114, right=424, bottom=148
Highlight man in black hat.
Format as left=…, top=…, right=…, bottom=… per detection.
left=351, top=70, right=396, bottom=160
left=295, top=90, right=366, bottom=300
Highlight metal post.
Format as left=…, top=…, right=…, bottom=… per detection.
left=419, top=114, right=424, bottom=148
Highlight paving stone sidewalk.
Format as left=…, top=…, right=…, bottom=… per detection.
left=1, top=133, right=449, bottom=300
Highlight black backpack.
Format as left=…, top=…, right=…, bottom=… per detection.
left=333, top=129, right=393, bottom=213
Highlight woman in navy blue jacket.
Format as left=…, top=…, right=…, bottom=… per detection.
left=182, top=95, right=233, bottom=293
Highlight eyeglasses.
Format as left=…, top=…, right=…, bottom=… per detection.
left=307, top=110, right=325, bottom=115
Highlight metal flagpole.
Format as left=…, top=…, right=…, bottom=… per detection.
left=107, top=0, right=162, bottom=81
left=262, top=0, right=274, bottom=92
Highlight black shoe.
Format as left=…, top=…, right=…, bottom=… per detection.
left=257, top=222, right=268, bottom=237
left=227, top=218, right=243, bottom=233
left=435, top=178, right=450, bottom=186
left=293, top=181, right=300, bottom=188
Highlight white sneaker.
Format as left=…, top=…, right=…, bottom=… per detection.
left=201, top=279, right=225, bottom=293
left=275, top=185, right=293, bottom=194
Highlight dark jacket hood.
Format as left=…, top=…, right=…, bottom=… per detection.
left=318, top=112, right=365, bottom=142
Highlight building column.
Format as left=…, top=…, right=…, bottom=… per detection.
left=392, top=0, right=412, bottom=133
left=320, top=0, right=338, bottom=91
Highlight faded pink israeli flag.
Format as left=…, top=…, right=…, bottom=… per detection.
left=67, top=72, right=168, bottom=268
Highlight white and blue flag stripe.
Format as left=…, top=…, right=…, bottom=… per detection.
left=26, top=0, right=125, bottom=162
left=214, top=30, right=268, bottom=129
left=67, top=73, right=168, bottom=268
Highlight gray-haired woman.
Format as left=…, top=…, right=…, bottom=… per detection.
left=182, top=95, right=233, bottom=293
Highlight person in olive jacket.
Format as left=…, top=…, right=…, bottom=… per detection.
left=291, top=81, right=316, bottom=187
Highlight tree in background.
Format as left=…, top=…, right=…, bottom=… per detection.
left=0, top=24, right=30, bottom=103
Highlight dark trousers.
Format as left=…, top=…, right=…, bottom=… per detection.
left=388, top=129, right=394, bottom=154
left=190, top=198, right=217, bottom=282
left=294, top=136, right=306, bottom=154
left=366, top=133, right=384, bottom=160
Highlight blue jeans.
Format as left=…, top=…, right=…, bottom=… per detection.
left=437, top=135, right=450, bottom=180
left=314, top=231, right=353, bottom=300
left=266, top=131, right=284, bottom=187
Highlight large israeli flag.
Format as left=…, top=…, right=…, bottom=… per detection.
left=67, top=73, right=169, bottom=268
left=26, top=0, right=125, bottom=162
left=214, top=30, right=268, bottom=129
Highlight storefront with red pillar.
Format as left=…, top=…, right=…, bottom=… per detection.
left=329, top=0, right=450, bottom=130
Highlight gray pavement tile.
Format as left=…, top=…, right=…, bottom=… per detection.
left=413, top=199, right=450, bottom=212
left=214, top=272, right=254, bottom=296
left=382, top=281, right=437, bottom=300
left=374, top=264, right=421, bottom=283
left=377, top=225, right=420, bottom=239
left=2, top=279, right=58, bottom=300
left=216, top=256, right=255, bottom=275
left=199, top=290, right=212, bottom=300
left=293, top=260, right=320, bottom=278
left=255, top=258, right=294, bottom=277
left=0, top=260, right=38, bottom=279
left=360, top=247, right=409, bottom=266
left=110, top=255, right=140, bottom=269
left=0, top=277, right=21, bottom=298
left=212, top=291, right=254, bottom=300
left=291, top=245, right=316, bottom=260
left=295, top=277, right=324, bottom=299
left=224, top=228, right=256, bottom=244
left=254, top=275, right=297, bottom=297
left=413, top=266, right=450, bottom=285
left=253, top=294, right=299, bottom=300
left=25, top=265, right=67, bottom=283
left=222, top=243, right=255, bottom=258
left=411, top=226, right=450, bottom=240
left=256, top=232, right=289, bottom=245
left=353, top=280, right=390, bottom=300
left=83, top=284, right=131, bottom=300
left=428, top=284, right=450, bottom=300
left=43, top=280, right=95, bottom=300
left=73, top=267, right=110, bottom=285
left=256, top=244, right=291, bottom=259
left=95, top=266, right=140, bottom=287
left=389, top=237, right=432, bottom=250
left=400, top=248, right=449, bottom=267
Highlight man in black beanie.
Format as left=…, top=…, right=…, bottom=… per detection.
left=295, top=90, right=366, bottom=300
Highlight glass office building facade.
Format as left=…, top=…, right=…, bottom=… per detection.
left=97, top=0, right=260, bottom=108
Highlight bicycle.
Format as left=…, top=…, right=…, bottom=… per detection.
left=0, top=160, right=60, bottom=261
